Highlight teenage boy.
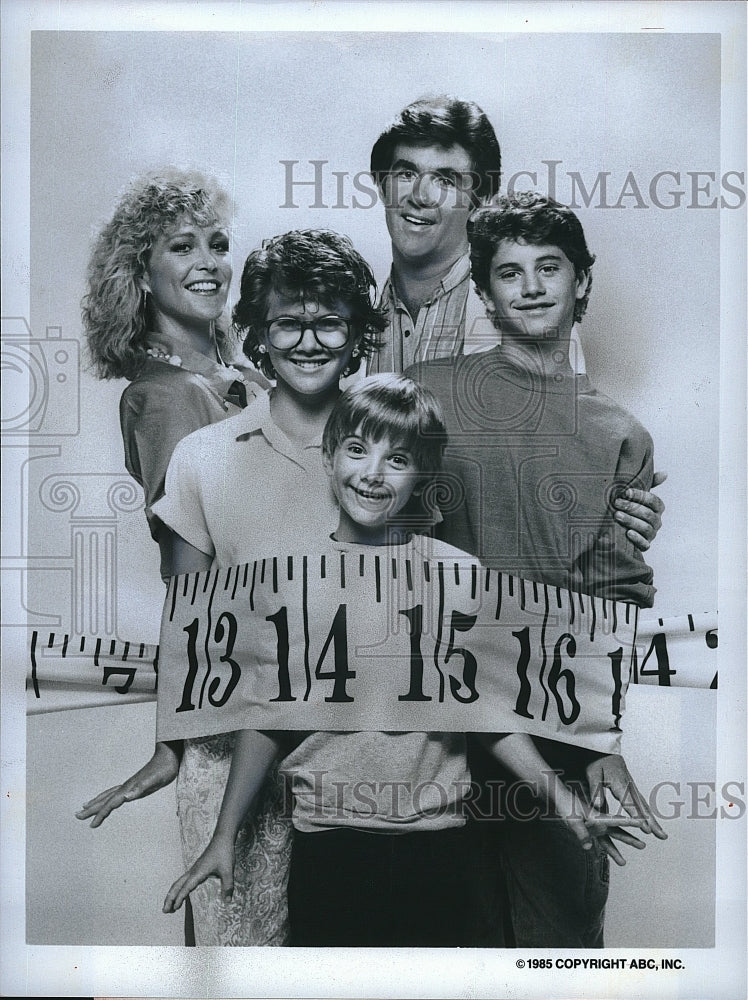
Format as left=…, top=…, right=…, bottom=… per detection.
left=161, top=374, right=643, bottom=947
left=367, top=94, right=664, bottom=553
left=407, top=193, right=668, bottom=948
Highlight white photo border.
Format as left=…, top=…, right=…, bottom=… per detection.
left=1, top=2, right=745, bottom=998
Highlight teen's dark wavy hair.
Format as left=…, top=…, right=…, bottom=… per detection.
left=468, top=192, right=596, bottom=323
left=370, top=95, right=502, bottom=204
left=233, top=229, right=388, bottom=380
left=82, top=168, right=233, bottom=380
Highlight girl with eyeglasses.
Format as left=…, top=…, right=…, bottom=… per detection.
left=80, top=228, right=387, bottom=945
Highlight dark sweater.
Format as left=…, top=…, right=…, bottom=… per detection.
left=408, top=347, right=656, bottom=608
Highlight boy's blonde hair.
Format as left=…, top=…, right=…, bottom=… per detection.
left=323, top=373, right=448, bottom=479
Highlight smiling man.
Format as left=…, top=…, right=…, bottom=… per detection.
left=367, top=95, right=664, bottom=551
left=367, top=96, right=502, bottom=374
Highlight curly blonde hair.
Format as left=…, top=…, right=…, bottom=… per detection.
left=82, top=168, right=233, bottom=380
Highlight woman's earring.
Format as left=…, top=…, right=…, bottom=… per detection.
left=258, top=344, right=267, bottom=354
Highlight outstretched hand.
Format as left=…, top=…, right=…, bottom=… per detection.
left=75, top=741, right=180, bottom=828
left=163, top=836, right=235, bottom=913
left=555, top=792, right=650, bottom=867
left=586, top=753, right=668, bottom=841
left=614, top=470, right=667, bottom=552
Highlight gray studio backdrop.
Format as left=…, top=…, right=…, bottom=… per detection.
left=25, top=31, right=719, bottom=946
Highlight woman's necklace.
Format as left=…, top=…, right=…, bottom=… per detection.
left=146, top=343, right=249, bottom=385
left=146, top=344, right=184, bottom=367
left=216, top=346, right=250, bottom=385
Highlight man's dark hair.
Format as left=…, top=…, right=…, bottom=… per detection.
left=233, top=229, right=388, bottom=380
left=468, top=192, right=596, bottom=323
left=370, top=96, right=502, bottom=203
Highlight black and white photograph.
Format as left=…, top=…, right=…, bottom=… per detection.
left=1, top=2, right=746, bottom=998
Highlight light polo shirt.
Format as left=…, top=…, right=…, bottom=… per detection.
left=151, top=391, right=337, bottom=568
left=367, top=251, right=586, bottom=376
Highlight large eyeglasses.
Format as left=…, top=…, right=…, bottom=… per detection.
left=264, top=315, right=352, bottom=350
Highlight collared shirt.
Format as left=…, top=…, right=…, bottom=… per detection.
left=120, top=331, right=268, bottom=510
left=367, top=252, right=586, bottom=375
left=368, top=254, right=498, bottom=375
left=151, top=391, right=337, bottom=568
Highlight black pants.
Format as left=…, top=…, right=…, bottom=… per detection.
left=288, top=824, right=493, bottom=947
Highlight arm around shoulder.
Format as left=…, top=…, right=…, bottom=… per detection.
left=613, top=427, right=666, bottom=552
left=580, top=421, right=658, bottom=607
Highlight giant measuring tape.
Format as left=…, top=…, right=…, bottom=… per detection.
left=28, top=552, right=718, bottom=757
left=153, top=551, right=636, bottom=754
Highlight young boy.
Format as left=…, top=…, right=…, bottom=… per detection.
left=407, top=193, right=667, bottom=947
left=161, top=373, right=637, bottom=947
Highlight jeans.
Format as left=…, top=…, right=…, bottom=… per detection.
left=468, top=738, right=609, bottom=948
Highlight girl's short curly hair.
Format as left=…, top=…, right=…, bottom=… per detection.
left=468, top=192, right=596, bottom=324
left=233, top=229, right=388, bottom=380
left=82, top=168, right=233, bottom=380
